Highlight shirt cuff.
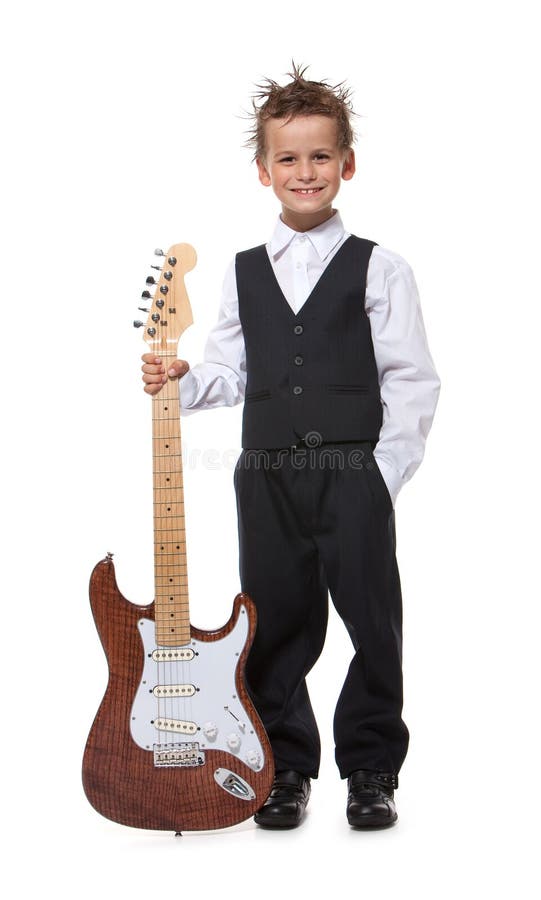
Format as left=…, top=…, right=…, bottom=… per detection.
left=179, top=369, right=199, bottom=413
left=373, top=455, right=403, bottom=508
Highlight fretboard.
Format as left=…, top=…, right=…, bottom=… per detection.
left=152, top=358, right=190, bottom=646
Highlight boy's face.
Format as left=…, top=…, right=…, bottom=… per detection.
left=256, top=114, right=355, bottom=232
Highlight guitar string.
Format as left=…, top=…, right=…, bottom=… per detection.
left=178, top=400, right=187, bottom=756
left=157, top=404, right=169, bottom=747
left=177, top=389, right=188, bottom=741
left=178, top=392, right=188, bottom=759
left=152, top=333, right=196, bottom=766
left=156, top=379, right=188, bottom=761
left=171, top=386, right=180, bottom=750
left=150, top=281, right=182, bottom=765
left=154, top=395, right=161, bottom=759
left=181, top=394, right=193, bottom=760
left=174, top=280, right=190, bottom=756
left=157, top=397, right=169, bottom=756
left=158, top=392, right=168, bottom=754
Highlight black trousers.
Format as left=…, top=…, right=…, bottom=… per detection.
left=233, top=440, right=409, bottom=780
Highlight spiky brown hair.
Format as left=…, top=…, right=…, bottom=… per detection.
left=244, top=61, right=357, bottom=162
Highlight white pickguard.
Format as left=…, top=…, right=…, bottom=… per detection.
left=130, top=606, right=266, bottom=771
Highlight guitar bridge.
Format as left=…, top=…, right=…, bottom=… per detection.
left=153, top=742, right=205, bottom=768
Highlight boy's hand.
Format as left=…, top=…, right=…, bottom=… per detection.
left=141, top=354, right=190, bottom=395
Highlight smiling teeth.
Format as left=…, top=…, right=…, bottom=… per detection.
left=295, top=189, right=320, bottom=194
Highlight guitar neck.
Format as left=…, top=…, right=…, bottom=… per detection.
left=152, top=357, right=190, bottom=646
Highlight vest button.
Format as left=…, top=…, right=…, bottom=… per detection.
left=294, top=355, right=304, bottom=366
left=294, top=324, right=303, bottom=335
left=293, top=385, right=303, bottom=395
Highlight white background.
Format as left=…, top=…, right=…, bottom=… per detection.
left=2, top=0, right=539, bottom=896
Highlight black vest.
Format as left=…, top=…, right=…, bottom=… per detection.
left=236, top=234, right=382, bottom=449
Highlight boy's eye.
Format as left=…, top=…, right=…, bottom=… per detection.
left=278, top=154, right=330, bottom=163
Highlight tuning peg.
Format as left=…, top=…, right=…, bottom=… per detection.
left=141, top=290, right=152, bottom=300
left=154, top=248, right=165, bottom=257
left=146, top=276, right=157, bottom=285
left=138, top=306, right=150, bottom=313
left=151, top=264, right=162, bottom=271
left=134, top=321, right=157, bottom=335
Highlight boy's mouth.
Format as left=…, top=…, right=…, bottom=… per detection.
left=291, top=188, right=323, bottom=195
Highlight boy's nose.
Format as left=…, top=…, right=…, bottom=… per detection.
left=296, top=162, right=317, bottom=181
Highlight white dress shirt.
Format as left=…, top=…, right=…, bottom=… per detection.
left=178, top=211, right=441, bottom=507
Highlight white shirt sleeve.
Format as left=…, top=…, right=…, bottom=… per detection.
left=366, top=248, right=441, bottom=507
left=179, top=259, right=247, bottom=415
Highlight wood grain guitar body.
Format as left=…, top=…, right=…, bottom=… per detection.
left=83, top=556, right=274, bottom=831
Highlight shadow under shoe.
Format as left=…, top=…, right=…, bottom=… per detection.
left=346, top=770, right=398, bottom=828
left=254, top=770, right=311, bottom=828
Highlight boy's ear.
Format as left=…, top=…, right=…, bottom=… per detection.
left=341, top=148, right=356, bottom=181
left=256, top=157, right=272, bottom=187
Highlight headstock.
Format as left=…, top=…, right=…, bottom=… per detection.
left=134, top=243, right=197, bottom=353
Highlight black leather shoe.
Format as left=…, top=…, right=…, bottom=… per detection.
left=254, top=770, right=311, bottom=828
left=346, top=769, right=398, bottom=828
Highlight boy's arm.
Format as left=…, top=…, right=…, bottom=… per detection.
left=366, top=249, right=441, bottom=507
left=142, top=260, right=246, bottom=410
left=178, top=259, right=246, bottom=415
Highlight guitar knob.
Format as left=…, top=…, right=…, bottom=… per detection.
left=226, top=733, right=241, bottom=751
left=246, top=749, right=261, bottom=768
left=203, top=722, right=218, bottom=740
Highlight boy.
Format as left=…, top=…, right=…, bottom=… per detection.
left=142, top=64, right=440, bottom=829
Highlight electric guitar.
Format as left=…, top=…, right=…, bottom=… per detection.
left=82, top=244, right=274, bottom=831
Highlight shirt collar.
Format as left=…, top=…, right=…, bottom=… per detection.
left=269, top=210, right=346, bottom=261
